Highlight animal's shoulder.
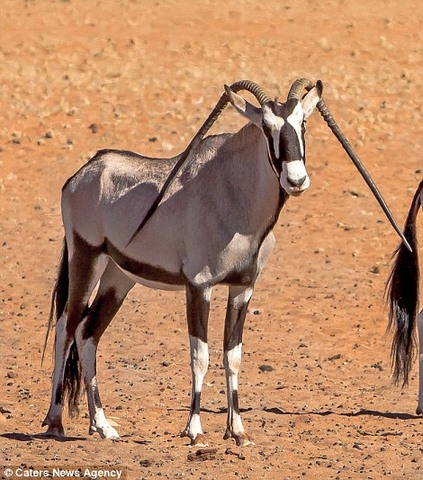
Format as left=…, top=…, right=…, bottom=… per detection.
left=63, top=149, right=177, bottom=191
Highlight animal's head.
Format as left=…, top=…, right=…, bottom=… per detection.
left=225, top=79, right=322, bottom=196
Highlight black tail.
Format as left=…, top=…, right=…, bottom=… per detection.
left=386, top=180, right=422, bottom=386
left=42, top=239, right=69, bottom=362
left=64, top=342, right=84, bottom=418
left=42, top=239, right=83, bottom=417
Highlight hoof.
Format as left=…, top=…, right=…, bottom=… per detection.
left=235, top=432, right=255, bottom=447
left=191, top=433, right=208, bottom=447
left=89, top=424, right=120, bottom=440
left=40, top=422, right=65, bottom=438
left=224, top=429, right=254, bottom=447
left=416, top=406, right=423, bottom=415
left=180, top=430, right=208, bottom=447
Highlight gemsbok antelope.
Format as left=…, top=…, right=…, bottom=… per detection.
left=386, top=180, right=422, bottom=412
left=42, top=78, right=408, bottom=446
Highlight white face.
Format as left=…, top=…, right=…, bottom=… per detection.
left=226, top=84, right=321, bottom=197
left=262, top=101, right=310, bottom=197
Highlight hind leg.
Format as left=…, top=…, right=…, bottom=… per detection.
left=42, top=235, right=108, bottom=436
left=42, top=312, right=73, bottom=436
left=416, top=310, right=423, bottom=415
left=75, top=261, right=135, bottom=439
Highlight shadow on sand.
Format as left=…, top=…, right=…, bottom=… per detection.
left=2, top=408, right=420, bottom=444
left=0, top=432, right=86, bottom=442
left=263, top=406, right=421, bottom=420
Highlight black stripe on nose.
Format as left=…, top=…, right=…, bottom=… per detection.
left=280, top=124, right=302, bottom=161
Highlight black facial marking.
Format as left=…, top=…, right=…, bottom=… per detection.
left=301, top=122, right=307, bottom=164
left=262, top=99, right=305, bottom=170
left=262, top=123, right=282, bottom=175
left=280, top=124, right=302, bottom=162
left=268, top=98, right=297, bottom=117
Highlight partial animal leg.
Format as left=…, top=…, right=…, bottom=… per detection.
left=416, top=310, right=423, bottom=415
left=42, top=235, right=107, bottom=436
left=75, top=260, right=135, bottom=439
left=42, top=312, right=72, bottom=436
left=181, top=284, right=211, bottom=446
left=223, top=285, right=254, bottom=446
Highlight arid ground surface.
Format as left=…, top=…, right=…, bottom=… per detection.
left=0, top=1, right=422, bottom=478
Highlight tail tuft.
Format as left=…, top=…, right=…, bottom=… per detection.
left=64, top=342, right=84, bottom=418
left=386, top=181, right=421, bottom=386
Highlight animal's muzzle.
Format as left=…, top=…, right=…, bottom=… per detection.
left=280, top=160, right=310, bottom=196
left=287, top=174, right=307, bottom=188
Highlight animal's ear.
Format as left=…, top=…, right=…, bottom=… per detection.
left=301, top=80, right=323, bottom=119
left=224, top=85, right=263, bottom=126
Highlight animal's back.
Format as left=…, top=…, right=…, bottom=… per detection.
left=61, top=135, right=231, bottom=249
left=64, top=133, right=231, bottom=199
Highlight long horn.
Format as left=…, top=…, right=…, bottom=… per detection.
left=126, top=80, right=271, bottom=246
left=287, top=78, right=315, bottom=100
left=230, top=79, right=272, bottom=106
left=316, top=85, right=412, bottom=252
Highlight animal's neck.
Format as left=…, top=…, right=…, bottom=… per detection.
left=219, top=123, right=287, bottom=234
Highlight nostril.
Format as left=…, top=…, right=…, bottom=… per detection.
left=287, top=175, right=307, bottom=188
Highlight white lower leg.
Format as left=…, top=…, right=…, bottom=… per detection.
left=224, top=343, right=246, bottom=439
left=75, top=321, right=119, bottom=439
left=416, top=311, right=423, bottom=415
left=87, top=378, right=119, bottom=440
left=183, top=336, right=209, bottom=444
left=222, top=286, right=254, bottom=446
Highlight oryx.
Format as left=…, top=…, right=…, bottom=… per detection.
left=42, top=77, right=407, bottom=446
left=42, top=78, right=321, bottom=446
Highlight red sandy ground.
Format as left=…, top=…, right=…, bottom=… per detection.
left=0, top=1, right=422, bottom=479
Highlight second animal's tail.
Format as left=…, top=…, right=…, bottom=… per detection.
left=386, top=180, right=422, bottom=386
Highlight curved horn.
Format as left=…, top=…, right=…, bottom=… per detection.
left=228, top=79, right=271, bottom=106
left=287, top=78, right=315, bottom=100
left=126, top=80, right=271, bottom=246
left=317, top=96, right=412, bottom=252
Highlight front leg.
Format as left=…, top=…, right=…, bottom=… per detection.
left=181, top=284, right=211, bottom=446
left=223, top=285, right=254, bottom=446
